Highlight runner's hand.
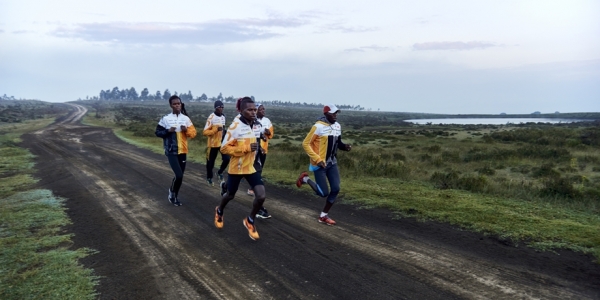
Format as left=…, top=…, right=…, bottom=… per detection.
left=317, top=161, right=326, bottom=168
left=264, top=128, right=271, bottom=136
left=217, top=126, right=223, bottom=131
left=346, top=144, right=352, bottom=151
left=250, top=142, right=258, bottom=152
left=169, top=127, right=176, bottom=132
left=180, top=125, right=187, bottom=132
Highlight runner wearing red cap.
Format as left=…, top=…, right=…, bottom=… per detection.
left=296, top=104, right=352, bottom=225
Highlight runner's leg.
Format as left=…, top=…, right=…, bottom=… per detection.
left=206, top=147, right=219, bottom=179
left=168, top=154, right=185, bottom=195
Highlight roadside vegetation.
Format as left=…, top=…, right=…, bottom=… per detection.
left=80, top=100, right=600, bottom=261
left=0, top=100, right=98, bottom=299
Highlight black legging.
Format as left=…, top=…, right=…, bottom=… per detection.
left=168, top=154, right=186, bottom=196
left=257, top=153, right=267, bottom=178
left=206, top=147, right=230, bottom=179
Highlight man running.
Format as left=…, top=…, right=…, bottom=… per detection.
left=296, top=104, right=351, bottom=225
left=203, top=100, right=230, bottom=186
left=214, top=97, right=266, bottom=240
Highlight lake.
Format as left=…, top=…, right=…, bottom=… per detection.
left=405, top=118, right=586, bottom=125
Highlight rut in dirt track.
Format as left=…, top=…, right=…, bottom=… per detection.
left=22, top=104, right=600, bottom=299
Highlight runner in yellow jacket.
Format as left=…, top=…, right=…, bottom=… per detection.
left=296, top=104, right=351, bottom=225
left=202, top=100, right=230, bottom=185
left=214, top=97, right=266, bottom=240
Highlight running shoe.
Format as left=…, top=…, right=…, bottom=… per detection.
left=220, top=181, right=227, bottom=196
left=256, top=207, right=271, bottom=219
left=243, top=218, right=260, bottom=240
left=217, top=172, right=224, bottom=182
left=168, top=189, right=176, bottom=205
left=173, top=198, right=182, bottom=206
left=318, top=215, right=336, bottom=226
left=214, top=206, right=223, bottom=229
left=247, top=189, right=255, bottom=196
left=296, top=171, right=308, bottom=188
left=207, top=178, right=214, bottom=186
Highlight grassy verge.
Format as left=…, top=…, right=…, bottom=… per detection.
left=0, top=119, right=98, bottom=299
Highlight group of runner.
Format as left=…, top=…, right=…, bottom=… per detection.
left=155, top=95, right=352, bottom=240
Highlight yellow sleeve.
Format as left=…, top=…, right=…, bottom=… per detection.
left=220, top=136, right=251, bottom=157
left=302, top=126, right=321, bottom=164
left=202, top=117, right=218, bottom=137
left=186, top=125, right=197, bottom=139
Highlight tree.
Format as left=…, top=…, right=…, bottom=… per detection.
left=217, top=92, right=223, bottom=101
left=128, top=87, right=138, bottom=100
left=200, top=93, right=208, bottom=101
left=155, top=90, right=162, bottom=100
left=110, top=87, right=120, bottom=100
left=140, top=88, right=149, bottom=100
left=163, top=89, right=171, bottom=101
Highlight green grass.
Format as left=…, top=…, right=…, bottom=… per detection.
left=0, top=118, right=98, bottom=299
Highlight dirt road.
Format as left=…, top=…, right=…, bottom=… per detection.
left=22, top=104, right=600, bottom=299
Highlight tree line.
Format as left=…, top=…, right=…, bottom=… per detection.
left=87, top=86, right=367, bottom=111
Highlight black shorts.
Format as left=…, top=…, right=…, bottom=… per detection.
left=226, top=172, right=264, bottom=195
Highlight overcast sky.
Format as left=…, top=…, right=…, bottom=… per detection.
left=1, top=0, right=598, bottom=114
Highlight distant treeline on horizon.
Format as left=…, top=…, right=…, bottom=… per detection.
left=88, top=86, right=368, bottom=111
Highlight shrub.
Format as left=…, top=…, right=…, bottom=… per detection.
left=477, top=166, right=496, bottom=176
left=441, top=150, right=460, bottom=162
left=426, top=145, right=441, bottom=153
left=430, top=171, right=460, bottom=189
left=457, top=175, right=488, bottom=192
left=531, top=163, right=560, bottom=178
left=540, top=177, right=581, bottom=199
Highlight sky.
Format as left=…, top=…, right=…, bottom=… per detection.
left=1, top=0, right=599, bottom=114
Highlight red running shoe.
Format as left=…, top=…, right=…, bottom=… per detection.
left=296, top=171, right=308, bottom=188
left=318, top=215, right=336, bottom=226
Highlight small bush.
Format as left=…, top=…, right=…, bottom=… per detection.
left=531, top=163, right=560, bottom=178
left=430, top=171, right=460, bottom=189
left=540, top=177, right=581, bottom=199
left=457, top=175, right=488, bottom=192
left=477, top=166, right=496, bottom=176
left=426, top=145, right=441, bottom=153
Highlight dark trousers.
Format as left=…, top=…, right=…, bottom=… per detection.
left=311, top=163, right=340, bottom=204
left=167, top=154, right=187, bottom=195
left=206, top=147, right=230, bottom=179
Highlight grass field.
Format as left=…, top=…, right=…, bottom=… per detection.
left=0, top=105, right=98, bottom=300
left=80, top=100, right=600, bottom=261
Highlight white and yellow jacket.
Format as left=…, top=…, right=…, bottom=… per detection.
left=202, top=113, right=226, bottom=148
left=221, top=116, right=262, bottom=174
left=302, top=116, right=348, bottom=169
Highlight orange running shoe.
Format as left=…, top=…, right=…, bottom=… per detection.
left=243, top=218, right=260, bottom=240
left=296, top=171, right=308, bottom=188
left=214, top=206, right=223, bottom=229
left=318, top=215, right=336, bottom=226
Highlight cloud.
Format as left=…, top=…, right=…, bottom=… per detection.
left=317, top=22, right=377, bottom=33
left=12, top=30, right=33, bottom=34
left=49, top=17, right=308, bottom=45
left=344, top=45, right=393, bottom=52
left=413, top=41, right=496, bottom=51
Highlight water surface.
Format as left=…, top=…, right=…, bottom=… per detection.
left=406, top=118, right=585, bottom=125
